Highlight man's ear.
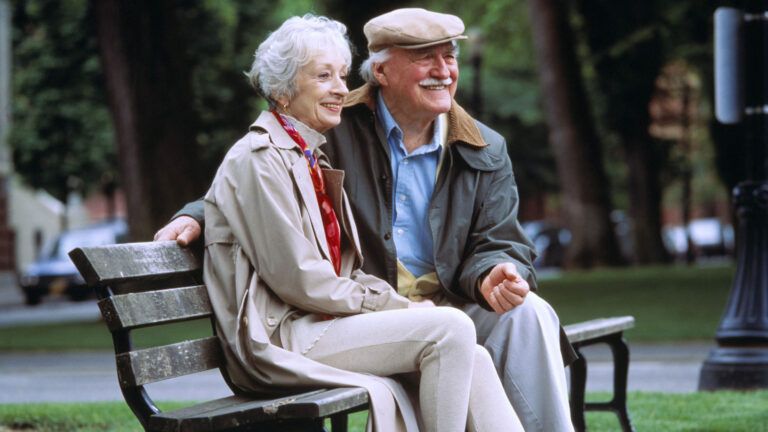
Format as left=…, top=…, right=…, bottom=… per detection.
left=373, top=63, right=388, bottom=87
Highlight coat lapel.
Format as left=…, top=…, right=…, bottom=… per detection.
left=290, top=158, right=332, bottom=262
left=323, top=168, right=364, bottom=265
left=254, top=112, right=334, bottom=262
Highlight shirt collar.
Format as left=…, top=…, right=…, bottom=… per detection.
left=376, top=91, right=401, bottom=142
left=347, top=84, right=486, bottom=149
left=375, top=91, right=443, bottom=155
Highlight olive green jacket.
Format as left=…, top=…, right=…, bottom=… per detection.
left=324, top=85, right=537, bottom=306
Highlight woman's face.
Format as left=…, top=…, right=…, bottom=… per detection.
left=281, top=49, right=349, bottom=133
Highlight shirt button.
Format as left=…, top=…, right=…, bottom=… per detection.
left=397, top=228, right=404, bottom=235
left=403, top=160, right=409, bottom=165
left=400, top=195, right=406, bottom=201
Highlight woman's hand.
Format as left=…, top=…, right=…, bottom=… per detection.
left=408, top=299, right=436, bottom=308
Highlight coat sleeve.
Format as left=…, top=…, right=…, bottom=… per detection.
left=172, top=199, right=205, bottom=224
left=207, top=138, right=410, bottom=316
left=456, top=153, right=538, bottom=308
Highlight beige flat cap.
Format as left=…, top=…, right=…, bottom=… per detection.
left=364, top=8, right=467, bottom=52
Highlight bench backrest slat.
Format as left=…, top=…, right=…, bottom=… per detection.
left=99, top=285, right=212, bottom=331
left=116, top=336, right=223, bottom=387
left=69, top=241, right=200, bottom=287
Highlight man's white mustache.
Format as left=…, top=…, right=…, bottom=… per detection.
left=419, top=78, right=453, bottom=86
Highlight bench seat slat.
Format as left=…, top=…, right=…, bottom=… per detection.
left=117, top=337, right=222, bottom=387
left=564, top=316, right=635, bottom=344
left=149, top=388, right=369, bottom=432
left=275, top=387, right=370, bottom=418
left=99, top=285, right=212, bottom=331
left=69, top=241, right=200, bottom=286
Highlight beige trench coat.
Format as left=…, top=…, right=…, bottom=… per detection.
left=203, top=111, right=417, bottom=432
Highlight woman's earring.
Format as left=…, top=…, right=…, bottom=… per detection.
left=282, top=103, right=289, bottom=113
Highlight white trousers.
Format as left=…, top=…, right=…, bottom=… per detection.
left=463, top=293, right=574, bottom=432
left=301, top=307, right=524, bottom=432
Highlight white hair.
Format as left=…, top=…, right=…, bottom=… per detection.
left=247, top=14, right=352, bottom=106
left=359, top=48, right=391, bottom=86
left=358, top=40, right=460, bottom=86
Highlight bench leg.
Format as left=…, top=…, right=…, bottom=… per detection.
left=330, top=413, right=348, bottom=432
left=569, top=347, right=588, bottom=432
left=607, top=334, right=633, bottom=432
left=580, top=333, right=634, bottom=432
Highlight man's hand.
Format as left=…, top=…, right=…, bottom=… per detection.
left=480, top=263, right=529, bottom=314
left=153, top=216, right=202, bottom=246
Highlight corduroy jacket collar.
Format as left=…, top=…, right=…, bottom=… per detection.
left=344, top=84, right=487, bottom=149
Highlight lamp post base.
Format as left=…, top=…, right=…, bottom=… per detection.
left=699, top=346, right=768, bottom=390
left=697, top=181, right=768, bottom=391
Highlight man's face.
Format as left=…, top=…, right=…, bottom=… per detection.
left=375, top=42, right=459, bottom=120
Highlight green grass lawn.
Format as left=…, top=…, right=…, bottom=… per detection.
left=540, top=263, right=735, bottom=341
left=0, top=263, right=736, bottom=351
left=2, top=391, right=767, bottom=431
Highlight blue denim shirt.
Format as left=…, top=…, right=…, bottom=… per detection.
left=376, top=93, right=442, bottom=277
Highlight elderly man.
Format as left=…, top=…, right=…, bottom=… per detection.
left=157, top=8, right=576, bottom=431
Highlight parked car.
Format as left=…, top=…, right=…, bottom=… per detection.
left=522, top=212, right=637, bottom=268
left=18, top=218, right=128, bottom=305
left=662, top=218, right=735, bottom=260
left=522, top=220, right=571, bottom=269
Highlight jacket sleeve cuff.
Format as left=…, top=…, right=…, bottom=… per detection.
left=475, top=271, right=493, bottom=311
left=361, top=289, right=411, bottom=312
left=172, top=199, right=205, bottom=225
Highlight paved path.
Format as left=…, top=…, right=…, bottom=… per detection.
left=0, top=342, right=713, bottom=403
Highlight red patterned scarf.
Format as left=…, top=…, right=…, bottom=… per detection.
left=271, top=110, right=342, bottom=276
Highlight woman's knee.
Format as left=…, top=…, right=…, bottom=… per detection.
left=473, top=344, right=494, bottom=366
left=428, top=307, right=477, bottom=347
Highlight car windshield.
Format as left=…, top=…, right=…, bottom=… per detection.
left=42, top=227, right=120, bottom=260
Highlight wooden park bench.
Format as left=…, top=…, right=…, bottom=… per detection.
left=70, top=241, right=635, bottom=432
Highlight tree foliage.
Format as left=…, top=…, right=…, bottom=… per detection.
left=426, top=0, right=559, bottom=205
left=10, top=0, right=116, bottom=203
left=10, top=0, right=735, bottom=264
left=10, top=0, right=298, bottom=237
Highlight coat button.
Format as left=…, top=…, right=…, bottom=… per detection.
left=267, top=316, right=277, bottom=326
left=384, top=232, right=392, bottom=240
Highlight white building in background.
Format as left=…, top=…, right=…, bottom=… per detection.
left=9, top=179, right=89, bottom=271
left=0, top=0, right=90, bottom=278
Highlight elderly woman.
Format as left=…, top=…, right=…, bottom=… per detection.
left=203, top=15, right=522, bottom=432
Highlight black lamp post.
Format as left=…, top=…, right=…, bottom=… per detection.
left=699, top=2, right=768, bottom=390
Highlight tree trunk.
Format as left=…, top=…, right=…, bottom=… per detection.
left=527, top=0, right=623, bottom=268
left=92, top=0, right=204, bottom=240
left=325, top=0, right=410, bottom=88
left=625, top=136, right=670, bottom=263
left=575, top=0, right=670, bottom=265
